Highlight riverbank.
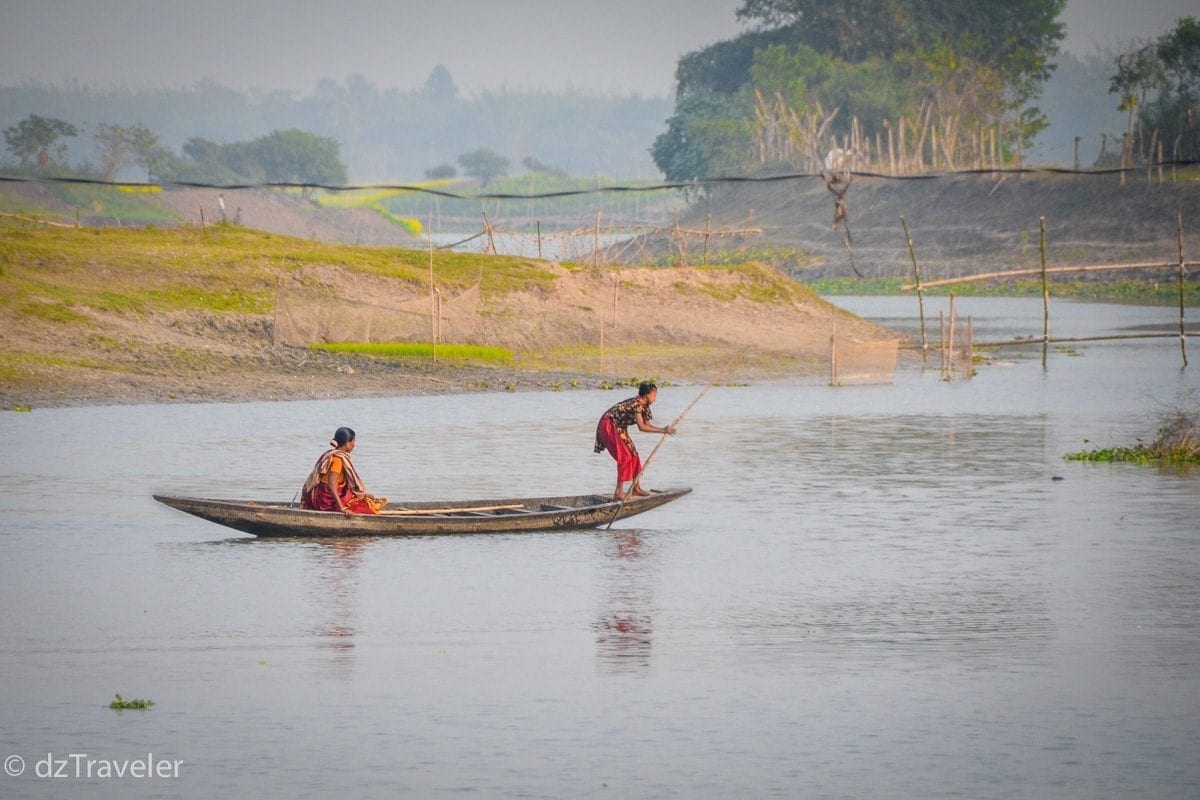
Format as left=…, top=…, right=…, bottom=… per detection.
left=0, top=223, right=892, bottom=409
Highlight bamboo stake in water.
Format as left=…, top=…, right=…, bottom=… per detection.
left=1040, top=216, right=1049, bottom=369
left=902, top=216, right=928, bottom=356
left=1179, top=210, right=1189, bottom=368
left=948, top=292, right=958, bottom=379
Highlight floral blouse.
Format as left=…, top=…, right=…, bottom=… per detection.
left=594, top=396, right=652, bottom=454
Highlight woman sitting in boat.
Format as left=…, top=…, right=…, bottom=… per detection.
left=594, top=381, right=675, bottom=500
left=300, top=427, right=387, bottom=516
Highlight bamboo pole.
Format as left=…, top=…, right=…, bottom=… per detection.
left=428, top=224, right=437, bottom=363
left=830, top=335, right=840, bottom=388
left=899, top=260, right=1200, bottom=291
left=1040, top=217, right=1049, bottom=368
left=481, top=210, right=496, bottom=254
left=940, top=311, right=947, bottom=375
left=976, top=332, right=1197, bottom=348
left=702, top=214, right=712, bottom=264
left=593, top=209, right=601, bottom=265
left=948, top=293, right=958, bottom=378
left=1179, top=211, right=1189, bottom=368
left=966, top=316, right=974, bottom=378
left=612, top=273, right=619, bottom=328
left=901, top=216, right=928, bottom=355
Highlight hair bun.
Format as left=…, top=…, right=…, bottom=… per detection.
left=329, top=439, right=337, bottom=447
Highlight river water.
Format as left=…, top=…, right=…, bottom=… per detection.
left=1, top=297, right=1197, bottom=799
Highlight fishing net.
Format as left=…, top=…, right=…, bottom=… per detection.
left=272, top=284, right=482, bottom=346
left=829, top=335, right=900, bottom=385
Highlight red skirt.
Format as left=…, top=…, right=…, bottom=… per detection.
left=596, top=417, right=642, bottom=482
left=301, top=484, right=379, bottom=514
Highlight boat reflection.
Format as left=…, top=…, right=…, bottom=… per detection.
left=594, top=529, right=658, bottom=674
left=307, top=537, right=368, bottom=679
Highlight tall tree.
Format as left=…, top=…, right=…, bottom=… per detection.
left=423, top=65, right=459, bottom=102
left=3, top=114, right=78, bottom=168
left=458, top=148, right=510, bottom=186
left=1111, top=16, right=1200, bottom=162
left=93, top=123, right=132, bottom=180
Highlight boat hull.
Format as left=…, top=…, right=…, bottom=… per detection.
left=153, top=488, right=692, bottom=537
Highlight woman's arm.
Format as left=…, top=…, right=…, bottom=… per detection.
left=635, top=410, right=675, bottom=435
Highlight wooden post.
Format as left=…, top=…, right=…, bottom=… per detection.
left=429, top=224, right=437, bottom=363
left=434, top=287, right=442, bottom=345
left=901, top=216, right=928, bottom=356
left=702, top=214, right=712, bottom=264
left=536, top=219, right=542, bottom=259
left=939, top=311, right=947, bottom=376
left=1158, top=141, right=1164, bottom=186
left=1040, top=216, right=1050, bottom=368
left=966, top=316, right=974, bottom=378
left=612, top=273, right=619, bottom=328
left=481, top=210, right=496, bottom=254
left=593, top=209, right=601, bottom=266
left=830, top=334, right=838, bottom=386
left=948, top=292, right=957, bottom=378
left=1179, top=211, right=1189, bottom=368
left=199, top=207, right=205, bottom=227
left=1073, top=136, right=1081, bottom=171
left=1120, top=132, right=1129, bottom=187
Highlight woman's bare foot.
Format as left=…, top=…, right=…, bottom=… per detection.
left=631, top=487, right=651, bottom=497
left=613, top=491, right=626, bottom=501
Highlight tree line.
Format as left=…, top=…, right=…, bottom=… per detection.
left=4, top=16, right=1196, bottom=188
left=0, top=67, right=671, bottom=182
left=1, top=110, right=540, bottom=190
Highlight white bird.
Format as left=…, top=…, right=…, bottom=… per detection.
left=824, top=147, right=855, bottom=173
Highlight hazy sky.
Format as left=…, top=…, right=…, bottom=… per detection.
left=0, top=0, right=1196, bottom=96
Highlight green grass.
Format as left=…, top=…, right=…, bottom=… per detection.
left=670, top=262, right=824, bottom=304
left=310, top=341, right=514, bottom=363
left=0, top=222, right=564, bottom=324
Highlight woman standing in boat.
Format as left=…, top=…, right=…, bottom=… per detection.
left=300, top=427, right=386, bottom=516
left=594, top=381, right=675, bottom=500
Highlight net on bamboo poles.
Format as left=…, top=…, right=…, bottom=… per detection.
left=272, top=284, right=482, bottom=346
left=829, top=335, right=900, bottom=385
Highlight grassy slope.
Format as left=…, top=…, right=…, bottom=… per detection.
left=0, top=221, right=819, bottom=394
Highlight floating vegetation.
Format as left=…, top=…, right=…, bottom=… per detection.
left=1066, top=408, right=1200, bottom=464
left=109, top=693, right=154, bottom=710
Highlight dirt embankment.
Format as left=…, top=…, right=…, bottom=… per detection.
left=0, top=226, right=890, bottom=409
left=657, top=172, right=1200, bottom=279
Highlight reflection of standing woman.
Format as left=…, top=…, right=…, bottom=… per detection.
left=300, top=427, right=386, bottom=516
left=594, top=381, right=675, bottom=500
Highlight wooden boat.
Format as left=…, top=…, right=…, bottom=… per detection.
left=153, top=488, right=692, bottom=537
